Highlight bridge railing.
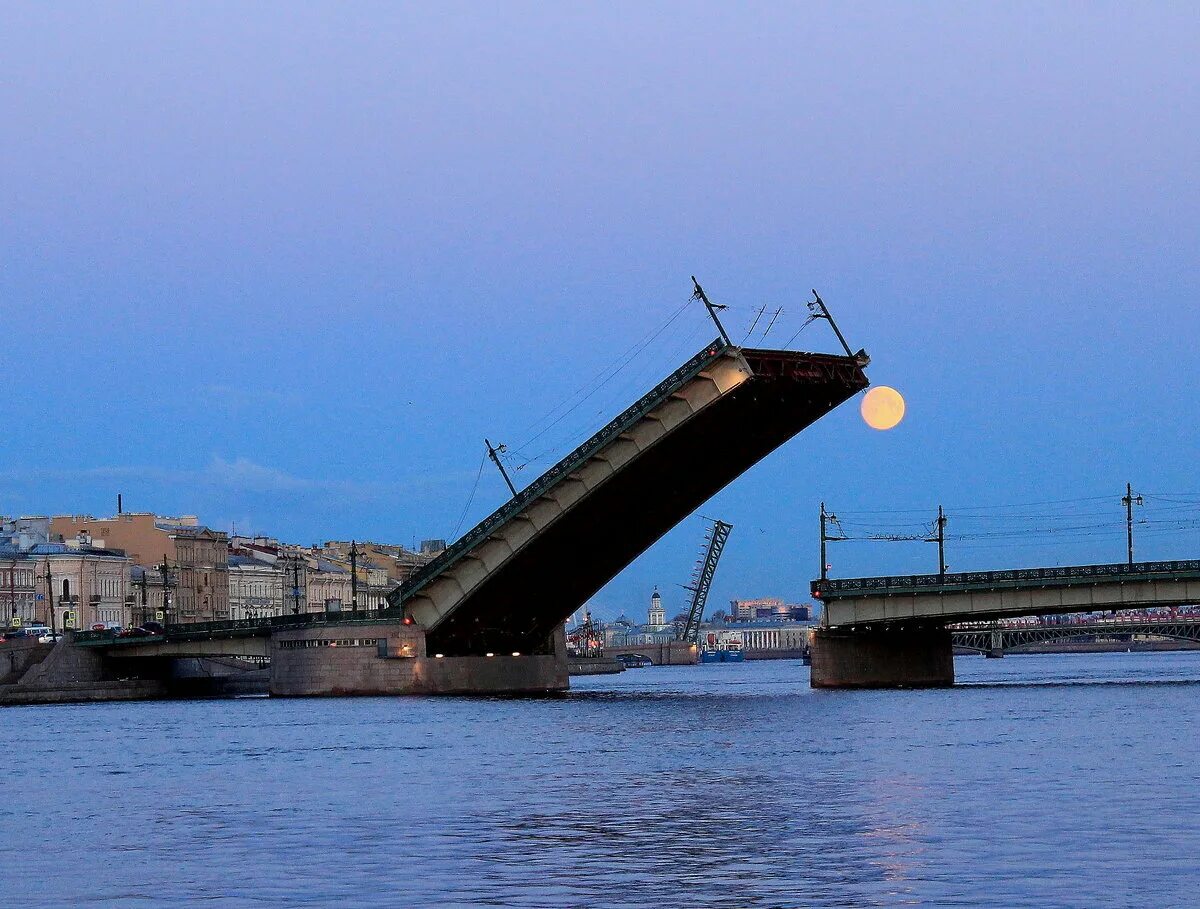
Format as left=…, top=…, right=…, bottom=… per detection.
left=815, top=559, right=1200, bottom=598
left=72, top=610, right=399, bottom=645
left=389, top=338, right=731, bottom=607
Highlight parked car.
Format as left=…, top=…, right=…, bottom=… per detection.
left=141, top=621, right=164, bottom=634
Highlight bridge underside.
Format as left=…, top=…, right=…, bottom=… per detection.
left=397, top=345, right=868, bottom=656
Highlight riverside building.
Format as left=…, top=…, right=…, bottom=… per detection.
left=50, top=513, right=230, bottom=623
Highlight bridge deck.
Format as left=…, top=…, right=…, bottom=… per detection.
left=816, top=559, right=1200, bottom=599
left=72, top=612, right=396, bottom=648
left=814, top=560, right=1200, bottom=628
left=390, top=339, right=869, bottom=655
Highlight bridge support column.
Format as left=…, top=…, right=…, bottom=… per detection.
left=810, top=625, right=954, bottom=689
left=985, top=628, right=1005, bottom=659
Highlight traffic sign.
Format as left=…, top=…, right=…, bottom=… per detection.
left=155, top=610, right=164, bottom=621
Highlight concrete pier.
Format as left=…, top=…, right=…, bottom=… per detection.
left=1, top=618, right=569, bottom=705
left=810, top=625, right=954, bottom=689
left=268, top=621, right=568, bottom=696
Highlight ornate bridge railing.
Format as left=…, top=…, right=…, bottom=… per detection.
left=815, top=559, right=1200, bottom=600
left=952, top=616, right=1200, bottom=652
left=72, top=611, right=399, bottom=647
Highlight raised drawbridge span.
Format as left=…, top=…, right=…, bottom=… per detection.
left=40, top=298, right=869, bottom=703
left=388, top=339, right=869, bottom=656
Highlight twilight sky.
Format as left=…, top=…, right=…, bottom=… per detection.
left=2, top=2, right=1198, bottom=619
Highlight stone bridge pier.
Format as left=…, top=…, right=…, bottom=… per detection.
left=809, top=625, right=954, bottom=689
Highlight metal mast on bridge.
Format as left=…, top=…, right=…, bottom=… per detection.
left=819, top=502, right=848, bottom=583
left=691, top=277, right=732, bottom=346
left=678, top=519, right=733, bottom=644
left=1123, top=482, right=1144, bottom=567
left=927, top=505, right=947, bottom=579
left=485, top=438, right=518, bottom=498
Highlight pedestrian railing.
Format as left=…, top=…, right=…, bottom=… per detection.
left=815, top=559, right=1200, bottom=599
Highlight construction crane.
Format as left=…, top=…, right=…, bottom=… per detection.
left=677, top=518, right=733, bottom=644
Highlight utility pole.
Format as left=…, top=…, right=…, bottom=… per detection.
left=1122, top=482, right=1143, bottom=567
left=807, top=290, right=857, bottom=360
left=138, top=568, right=149, bottom=626
left=485, top=438, right=518, bottom=497
left=933, top=506, right=947, bottom=579
left=7, top=557, right=15, bottom=627
left=46, top=562, right=55, bottom=636
left=289, top=555, right=303, bottom=615
left=159, top=555, right=171, bottom=628
left=819, top=503, right=846, bottom=583
left=691, top=276, right=733, bottom=347
left=350, top=540, right=359, bottom=612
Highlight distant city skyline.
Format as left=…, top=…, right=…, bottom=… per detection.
left=3, top=3, right=1198, bottom=619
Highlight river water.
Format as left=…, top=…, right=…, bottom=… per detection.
left=3, top=652, right=1199, bottom=908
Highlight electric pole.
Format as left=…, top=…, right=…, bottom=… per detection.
left=933, top=506, right=947, bottom=578
left=485, top=438, right=518, bottom=497
left=691, top=276, right=733, bottom=347
left=39, top=560, right=55, bottom=636
left=1122, top=482, right=1143, bottom=567
left=350, top=540, right=359, bottom=612
left=819, top=503, right=846, bottom=583
left=289, top=555, right=303, bottom=615
left=7, top=557, right=15, bottom=627
left=159, top=555, right=171, bottom=627
left=807, top=290, right=856, bottom=359
left=138, top=568, right=148, bottom=626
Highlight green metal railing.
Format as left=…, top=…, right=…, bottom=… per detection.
left=72, top=610, right=400, bottom=646
left=814, top=559, right=1200, bottom=600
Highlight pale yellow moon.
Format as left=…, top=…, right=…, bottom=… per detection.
left=861, top=386, right=905, bottom=430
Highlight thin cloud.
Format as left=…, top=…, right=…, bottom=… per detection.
left=0, top=457, right=478, bottom=501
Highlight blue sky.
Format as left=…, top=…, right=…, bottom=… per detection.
left=2, top=2, right=1198, bottom=619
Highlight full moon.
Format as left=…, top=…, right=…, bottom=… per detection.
left=861, top=386, right=906, bottom=431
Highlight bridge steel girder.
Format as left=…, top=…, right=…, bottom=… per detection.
left=952, top=619, right=1200, bottom=653
left=391, top=342, right=869, bottom=656
left=821, top=576, right=1200, bottom=629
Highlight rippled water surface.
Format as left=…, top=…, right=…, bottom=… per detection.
left=3, top=652, right=1200, bottom=908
